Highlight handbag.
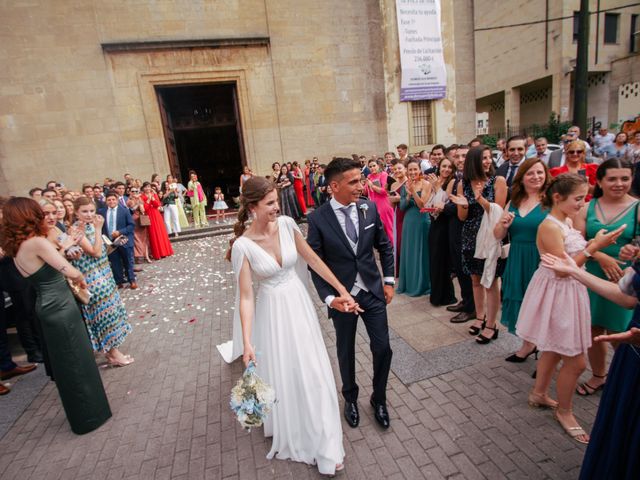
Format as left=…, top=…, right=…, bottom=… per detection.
left=139, top=214, right=151, bottom=227
left=67, top=279, right=91, bottom=305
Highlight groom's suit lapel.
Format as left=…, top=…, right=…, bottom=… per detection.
left=323, top=204, right=357, bottom=257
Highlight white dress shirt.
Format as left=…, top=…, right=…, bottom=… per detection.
left=324, top=197, right=394, bottom=307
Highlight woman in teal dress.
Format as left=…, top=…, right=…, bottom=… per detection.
left=397, top=159, right=432, bottom=296
left=574, top=158, right=637, bottom=395
left=494, top=158, right=551, bottom=361
left=73, top=197, right=133, bottom=367
left=2, top=197, right=111, bottom=434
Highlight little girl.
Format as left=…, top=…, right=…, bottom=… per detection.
left=516, top=174, right=624, bottom=445
left=212, top=187, right=229, bottom=224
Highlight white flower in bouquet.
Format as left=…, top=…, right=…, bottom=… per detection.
left=229, top=360, right=276, bottom=431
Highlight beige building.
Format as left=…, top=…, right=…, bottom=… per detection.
left=0, top=0, right=476, bottom=197
left=474, top=0, right=640, bottom=136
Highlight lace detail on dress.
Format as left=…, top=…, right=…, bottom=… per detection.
left=545, top=214, right=587, bottom=257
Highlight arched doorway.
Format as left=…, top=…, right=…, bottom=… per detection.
left=155, top=83, right=246, bottom=201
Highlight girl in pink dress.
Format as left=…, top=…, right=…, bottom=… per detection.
left=516, top=174, right=625, bottom=445
left=365, top=159, right=394, bottom=243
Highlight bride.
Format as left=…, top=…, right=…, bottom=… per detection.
left=222, top=176, right=359, bottom=475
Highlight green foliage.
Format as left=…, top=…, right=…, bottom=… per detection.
left=525, top=112, right=572, bottom=144
left=480, top=134, right=498, bottom=148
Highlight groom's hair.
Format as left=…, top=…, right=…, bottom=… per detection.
left=324, top=157, right=361, bottom=183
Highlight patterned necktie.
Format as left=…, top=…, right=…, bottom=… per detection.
left=340, top=205, right=358, bottom=244
left=109, top=208, right=116, bottom=234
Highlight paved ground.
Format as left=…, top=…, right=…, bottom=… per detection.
left=0, top=234, right=603, bottom=479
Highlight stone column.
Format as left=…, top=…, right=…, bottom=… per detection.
left=504, top=87, right=521, bottom=134
left=552, top=72, right=572, bottom=123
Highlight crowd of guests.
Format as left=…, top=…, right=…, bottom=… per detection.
left=322, top=130, right=637, bottom=475
left=0, top=171, right=194, bottom=408
left=2, top=129, right=640, bottom=474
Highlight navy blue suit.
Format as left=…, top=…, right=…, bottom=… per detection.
left=99, top=205, right=136, bottom=286
left=307, top=199, right=394, bottom=404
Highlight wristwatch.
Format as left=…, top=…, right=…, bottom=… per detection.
left=384, top=280, right=396, bottom=286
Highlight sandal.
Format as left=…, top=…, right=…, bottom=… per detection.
left=576, top=374, right=607, bottom=396
left=527, top=392, right=558, bottom=409
left=468, top=318, right=486, bottom=336
left=554, top=409, right=589, bottom=445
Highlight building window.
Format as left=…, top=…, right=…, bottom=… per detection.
left=631, top=14, right=639, bottom=53
left=573, top=12, right=580, bottom=43
left=604, top=13, right=620, bottom=44
left=409, top=101, right=433, bottom=147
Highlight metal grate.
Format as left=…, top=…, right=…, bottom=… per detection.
left=411, top=100, right=433, bottom=147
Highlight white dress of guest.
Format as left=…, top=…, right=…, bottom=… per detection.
left=219, top=216, right=344, bottom=475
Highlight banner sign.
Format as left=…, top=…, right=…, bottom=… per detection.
left=396, top=0, right=447, bottom=101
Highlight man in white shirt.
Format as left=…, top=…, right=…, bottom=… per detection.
left=593, top=126, right=615, bottom=155
left=307, top=157, right=395, bottom=430
left=527, top=136, right=552, bottom=165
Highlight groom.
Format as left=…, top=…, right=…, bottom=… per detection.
left=307, top=157, right=395, bottom=429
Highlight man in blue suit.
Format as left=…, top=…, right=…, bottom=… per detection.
left=307, top=157, right=395, bottom=430
left=99, top=191, right=137, bottom=289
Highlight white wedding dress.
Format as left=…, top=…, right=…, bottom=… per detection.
left=219, top=216, right=344, bottom=475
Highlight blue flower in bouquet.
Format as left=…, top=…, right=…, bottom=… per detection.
left=229, top=360, right=276, bottom=431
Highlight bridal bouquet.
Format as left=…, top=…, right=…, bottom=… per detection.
left=229, top=361, right=276, bottom=431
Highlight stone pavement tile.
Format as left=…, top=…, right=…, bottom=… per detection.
left=426, top=445, right=459, bottom=477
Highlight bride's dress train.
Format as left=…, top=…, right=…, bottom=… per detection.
left=218, top=215, right=344, bottom=475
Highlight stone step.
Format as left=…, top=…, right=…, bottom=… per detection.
left=171, top=227, right=234, bottom=242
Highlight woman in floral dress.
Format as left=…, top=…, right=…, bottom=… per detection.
left=72, top=197, right=133, bottom=366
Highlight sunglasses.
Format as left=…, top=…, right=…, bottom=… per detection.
left=130, top=190, right=139, bottom=193
left=567, top=150, right=584, bottom=155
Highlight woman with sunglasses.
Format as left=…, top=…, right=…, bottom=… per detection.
left=550, top=141, right=598, bottom=200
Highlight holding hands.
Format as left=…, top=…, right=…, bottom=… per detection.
left=330, top=290, right=364, bottom=314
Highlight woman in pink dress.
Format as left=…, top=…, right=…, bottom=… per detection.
left=364, top=158, right=394, bottom=243
left=291, top=161, right=307, bottom=215
left=516, top=174, right=624, bottom=445
left=389, top=162, right=407, bottom=277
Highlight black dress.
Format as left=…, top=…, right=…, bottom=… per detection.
left=428, top=190, right=457, bottom=306
left=461, top=176, right=505, bottom=277
left=277, top=173, right=302, bottom=220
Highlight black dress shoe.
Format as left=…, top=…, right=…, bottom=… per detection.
left=344, top=401, right=359, bottom=428
left=446, top=301, right=465, bottom=312
left=370, top=397, right=390, bottom=429
left=450, top=311, right=475, bottom=323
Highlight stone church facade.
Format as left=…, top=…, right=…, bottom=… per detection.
left=0, top=0, right=475, bottom=196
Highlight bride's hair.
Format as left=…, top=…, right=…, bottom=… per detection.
left=226, top=176, right=276, bottom=261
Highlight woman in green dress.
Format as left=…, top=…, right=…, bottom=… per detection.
left=574, top=158, right=637, bottom=395
left=2, top=197, right=111, bottom=434
left=397, top=159, right=432, bottom=296
left=494, top=158, right=551, bottom=361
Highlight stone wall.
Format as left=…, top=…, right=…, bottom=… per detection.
left=0, top=0, right=389, bottom=195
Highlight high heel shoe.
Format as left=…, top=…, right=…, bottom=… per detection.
left=106, top=354, right=134, bottom=367
left=505, top=347, right=539, bottom=363
left=527, top=392, right=558, bottom=409
left=468, top=318, right=486, bottom=336
left=475, top=325, right=499, bottom=344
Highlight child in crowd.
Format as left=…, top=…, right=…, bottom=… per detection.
left=212, top=186, right=229, bottom=224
